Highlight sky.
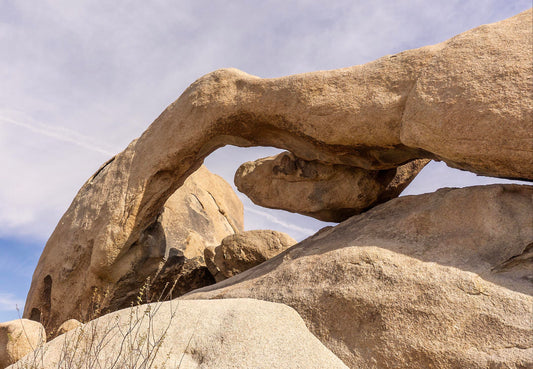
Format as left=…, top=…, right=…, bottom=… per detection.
left=0, top=1, right=531, bottom=323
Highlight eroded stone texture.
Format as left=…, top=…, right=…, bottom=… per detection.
left=184, top=185, right=533, bottom=368
left=24, top=9, right=533, bottom=339
left=235, top=152, right=429, bottom=221
left=106, top=165, right=243, bottom=311
left=205, top=230, right=296, bottom=282
left=0, top=319, right=45, bottom=369
left=24, top=165, right=243, bottom=334
left=12, top=299, right=348, bottom=369
left=55, top=319, right=82, bottom=337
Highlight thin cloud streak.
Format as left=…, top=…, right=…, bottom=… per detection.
left=244, top=206, right=317, bottom=237
left=0, top=114, right=115, bottom=157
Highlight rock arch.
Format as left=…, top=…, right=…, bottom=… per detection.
left=24, top=9, right=532, bottom=331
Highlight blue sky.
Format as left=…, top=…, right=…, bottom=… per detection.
left=0, top=1, right=531, bottom=323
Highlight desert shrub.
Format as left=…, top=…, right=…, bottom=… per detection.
left=11, top=280, right=188, bottom=369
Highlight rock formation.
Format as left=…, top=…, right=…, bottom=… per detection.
left=11, top=299, right=348, bottom=369
left=185, top=185, right=533, bottom=368
left=15, top=9, right=533, bottom=369
left=24, top=165, right=243, bottom=333
left=0, top=319, right=45, bottom=369
left=23, top=12, right=532, bottom=335
left=235, top=152, right=429, bottom=221
left=205, top=230, right=296, bottom=282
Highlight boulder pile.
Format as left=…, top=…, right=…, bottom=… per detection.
left=24, top=164, right=245, bottom=335
left=185, top=184, right=533, bottom=368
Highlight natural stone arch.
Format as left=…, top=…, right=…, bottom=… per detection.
left=24, top=9, right=532, bottom=330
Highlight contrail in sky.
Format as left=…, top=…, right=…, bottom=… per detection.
left=0, top=114, right=115, bottom=156
left=244, top=206, right=317, bottom=237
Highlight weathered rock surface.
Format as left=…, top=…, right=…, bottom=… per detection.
left=24, top=165, right=243, bottom=334
left=184, top=185, right=533, bottom=368
left=235, top=152, right=429, bottom=221
left=11, top=299, right=348, bottom=369
left=106, top=165, right=243, bottom=310
left=55, top=319, right=82, bottom=337
left=205, top=230, right=296, bottom=282
left=0, top=319, right=45, bottom=369
left=24, top=8, right=533, bottom=344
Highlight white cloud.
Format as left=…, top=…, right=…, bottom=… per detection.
left=0, top=0, right=531, bottom=244
left=0, top=113, right=114, bottom=239
left=0, top=293, right=24, bottom=312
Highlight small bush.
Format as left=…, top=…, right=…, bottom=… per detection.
left=11, top=280, right=190, bottom=369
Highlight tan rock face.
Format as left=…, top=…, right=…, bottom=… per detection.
left=184, top=185, right=533, bottom=368
left=24, top=165, right=243, bottom=334
left=106, top=165, right=243, bottom=311
left=24, top=8, right=532, bottom=342
left=205, top=230, right=296, bottom=282
left=401, top=13, right=533, bottom=178
left=55, top=319, right=82, bottom=337
left=235, top=152, right=429, bottom=222
left=11, top=299, right=348, bottom=369
left=0, top=319, right=45, bottom=369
